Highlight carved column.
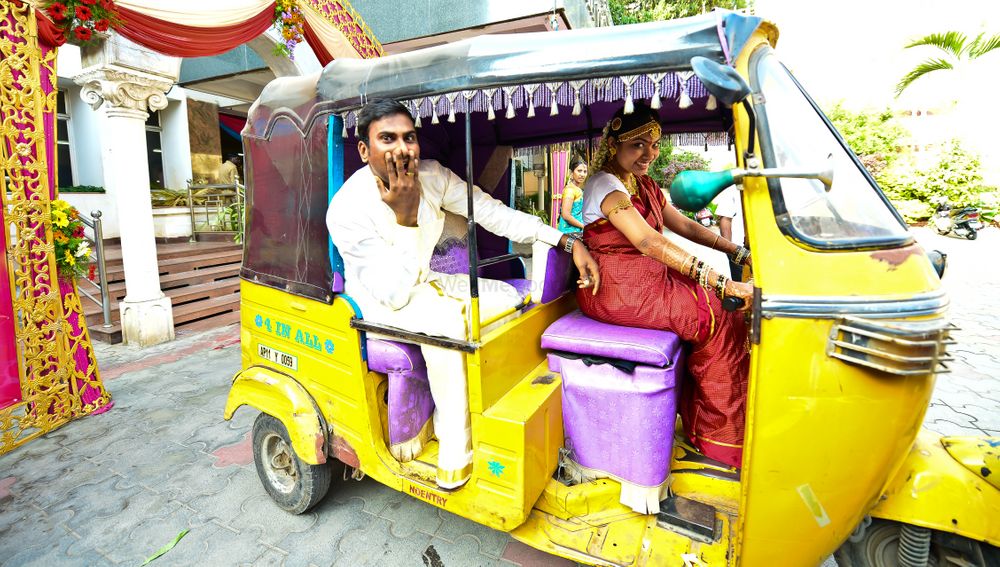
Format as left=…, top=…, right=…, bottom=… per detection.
left=75, top=62, right=176, bottom=346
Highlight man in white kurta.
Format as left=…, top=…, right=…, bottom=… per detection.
left=327, top=100, right=598, bottom=489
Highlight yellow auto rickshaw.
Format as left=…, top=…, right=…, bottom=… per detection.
left=224, top=12, right=1000, bottom=566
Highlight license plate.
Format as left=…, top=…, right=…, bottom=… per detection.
left=258, top=343, right=297, bottom=371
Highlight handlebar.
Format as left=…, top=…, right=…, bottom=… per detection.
left=722, top=297, right=745, bottom=312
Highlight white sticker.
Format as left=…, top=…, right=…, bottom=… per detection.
left=258, top=342, right=297, bottom=371
left=797, top=484, right=831, bottom=528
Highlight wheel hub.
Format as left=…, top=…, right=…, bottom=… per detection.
left=261, top=433, right=298, bottom=494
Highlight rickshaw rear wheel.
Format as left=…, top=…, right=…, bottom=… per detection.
left=252, top=413, right=331, bottom=514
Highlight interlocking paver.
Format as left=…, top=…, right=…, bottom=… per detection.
left=276, top=496, right=374, bottom=566
left=331, top=516, right=434, bottom=567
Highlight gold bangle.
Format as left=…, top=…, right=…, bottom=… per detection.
left=711, top=234, right=720, bottom=250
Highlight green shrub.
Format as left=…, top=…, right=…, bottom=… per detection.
left=890, top=199, right=933, bottom=223
left=59, top=185, right=105, bottom=194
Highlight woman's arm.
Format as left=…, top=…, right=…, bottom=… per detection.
left=604, top=193, right=752, bottom=306
left=661, top=202, right=739, bottom=256
left=561, top=192, right=585, bottom=229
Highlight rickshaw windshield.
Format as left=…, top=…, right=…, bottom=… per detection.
left=751, top=49, right=911, bottom=249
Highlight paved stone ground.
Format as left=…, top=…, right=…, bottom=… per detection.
left=1, top=227, right=996, bottom=567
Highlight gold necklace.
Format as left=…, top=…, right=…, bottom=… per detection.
left=604, top=165, right=637, bottom=195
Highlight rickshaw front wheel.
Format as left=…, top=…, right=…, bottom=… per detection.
left=252, top=413, right=331, bottom=514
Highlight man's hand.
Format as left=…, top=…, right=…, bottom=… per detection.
left=572, top=241, right=600, bottom=295
left=380, top=147, right=421, bottom=226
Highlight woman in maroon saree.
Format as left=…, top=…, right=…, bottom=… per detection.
left=577, top=103, right=753, bottom=468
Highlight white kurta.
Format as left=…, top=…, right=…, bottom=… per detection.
left=327, top=159, right=563, bottom=487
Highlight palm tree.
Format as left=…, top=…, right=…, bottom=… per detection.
left=896, top=31, right=1000, bottom=97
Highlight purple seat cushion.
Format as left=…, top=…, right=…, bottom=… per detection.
left=366, top=339, right=425, bottom=373
left=541, top=310, right=682, bottom=368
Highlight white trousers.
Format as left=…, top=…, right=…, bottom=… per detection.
left=364, top=274, right=522, bottom=487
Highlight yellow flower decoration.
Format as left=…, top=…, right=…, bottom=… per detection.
left=52, top=210, right=69, bottom=228
left=64, top=250, right=76, bottom=266
left=52, top=199, right=70, bottom=211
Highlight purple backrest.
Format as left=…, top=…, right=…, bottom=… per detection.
left=531, top=241, right=575, bottom=304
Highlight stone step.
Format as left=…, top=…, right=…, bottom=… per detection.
left=82, top=277, right=241, bottom=327
left=172, top=293, right=241, bottom=326
left=99, top=241, right=241, bottom=267
left=104, top=250, right=243, bottom=282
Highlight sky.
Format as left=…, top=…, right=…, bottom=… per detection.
left=753, top=0, right=1000, bottom=111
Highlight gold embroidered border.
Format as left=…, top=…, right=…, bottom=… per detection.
left=0, top=2, right=109, bottom=455
left=301, top=0, right=385, bottom=59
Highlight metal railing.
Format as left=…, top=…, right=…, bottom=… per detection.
left=185, top=181, right=245, bottom=243
left=77, top=210, right=112, bottom=328
left=587, top=0, right=613, bottom=27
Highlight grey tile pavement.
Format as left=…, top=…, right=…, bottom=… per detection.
left=0, top=227, right=996, bottom=567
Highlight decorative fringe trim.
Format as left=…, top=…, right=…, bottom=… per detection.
left=561, top=457, right=670, bottom=515
left=430, top=95, right=442, bottom=125
left=485, top=88, right=497, bottom=121
left=389, top=418, right=434, bottom=463
left=622, top=75, right=637, bottom=115
left=342, top=116, right=348, bottom=138
left=503, top=86, right=517, bottom=119
left=650, top=73, right=665, bottom=110
left=706, top=94, right=717, bottom=111
left=549, top=82, right=560, bottom=116
left=677, top=70, right=694, bottom=110
left=446, top=92, right=459, bottom=123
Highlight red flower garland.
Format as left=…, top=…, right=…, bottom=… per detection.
left=43, top=0, right=117, bottom=46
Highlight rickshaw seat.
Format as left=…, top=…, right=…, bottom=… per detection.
left=541, top=310, right=684, bottom=514
left=356, top=241, right=571, bottom=461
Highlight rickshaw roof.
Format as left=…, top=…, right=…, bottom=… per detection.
left=246, top=11, right=773, bottom=140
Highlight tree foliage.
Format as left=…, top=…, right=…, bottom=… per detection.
left=608, top=0, right=747, bottom=25
left=826, top=103, right=906, bottom=182
left=827, top=104, right=996, bottom=222
left=896, top=31, right=1000, bottom=96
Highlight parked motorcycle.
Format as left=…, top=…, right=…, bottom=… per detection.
left=695, top=207, right=714, bottom=227
left=933, top=196, right=982, bottom=240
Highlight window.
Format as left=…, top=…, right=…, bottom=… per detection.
left=56, top=90, right=74, bottom=188
left=146, top=110, right=165, bottom=188
left=751, top=48, right=910, bottom=249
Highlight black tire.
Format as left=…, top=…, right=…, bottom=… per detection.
left=983, top=542, right=1000, bottom=567
left=252, top=412, right=331, bottom=514
left=965, top=229, right=978, bottom=240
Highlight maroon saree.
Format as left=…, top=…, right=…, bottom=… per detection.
left=577, top=175, right=749, bottom=467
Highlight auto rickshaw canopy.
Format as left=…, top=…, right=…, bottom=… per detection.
left=240, top=11, right=776, bottom=303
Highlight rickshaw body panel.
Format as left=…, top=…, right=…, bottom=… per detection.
left=870, top=430, right=1000, bottom=547
left=235, top=280, right=571, bottom=532
left=224, top=366, right=327, bottom=465
left=731, top=35, right=945, bottom=566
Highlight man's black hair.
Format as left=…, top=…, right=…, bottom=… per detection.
left=357, top=99, right=414, bottom=144
left=226, top=153, right=241, bottom=162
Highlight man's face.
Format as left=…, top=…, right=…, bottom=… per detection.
left=358, top=113, right=420, bottom=183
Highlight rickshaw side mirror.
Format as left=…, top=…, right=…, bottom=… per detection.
left=690, top=56, right=752, bottom=106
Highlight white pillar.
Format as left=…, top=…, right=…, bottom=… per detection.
left=75, top=66, right=176, bottom=346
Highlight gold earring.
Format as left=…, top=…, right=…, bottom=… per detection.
left=609, top=146, right=617, bottom=157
